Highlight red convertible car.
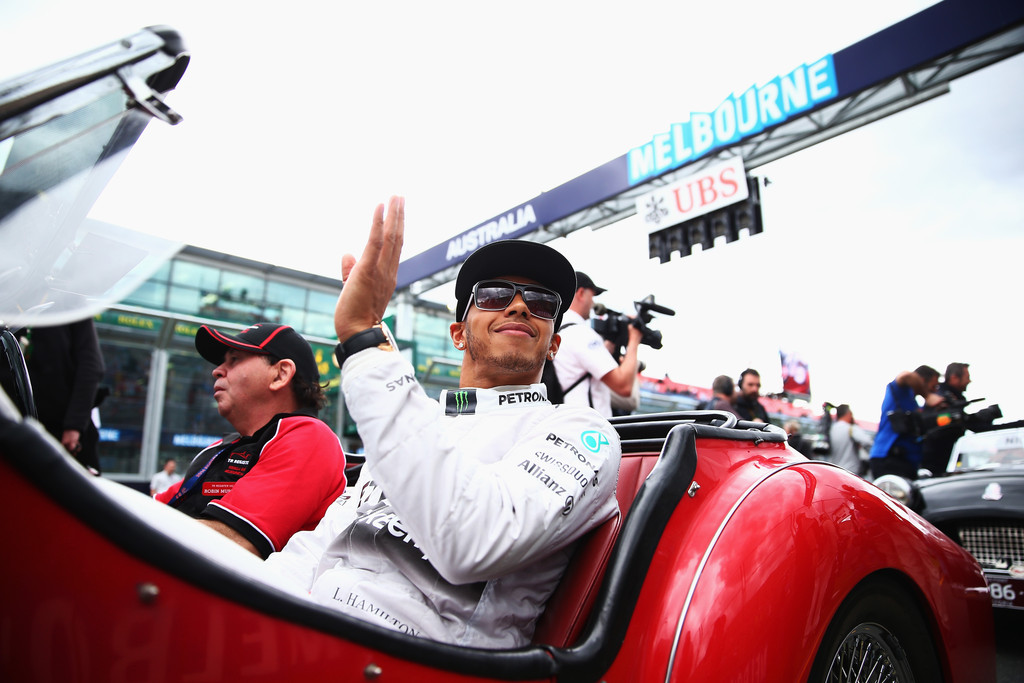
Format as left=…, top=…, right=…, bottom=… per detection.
left=0, top=27, right=997, bottom=683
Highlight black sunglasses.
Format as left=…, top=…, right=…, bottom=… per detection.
left=466, top=279, right=561, bottom=321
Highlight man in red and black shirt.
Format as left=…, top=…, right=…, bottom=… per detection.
left=156, top=323, right=347, bottom=558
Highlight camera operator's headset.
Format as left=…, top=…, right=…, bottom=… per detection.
left=737, top=369, right=758, bottom=389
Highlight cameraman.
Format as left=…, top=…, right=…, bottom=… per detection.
left=920, top=362, right=976, bottom=474
left=868, top=365, right=943, bottom=480
left=553, top=272, right=642, bottom=418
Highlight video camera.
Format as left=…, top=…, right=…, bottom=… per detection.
left=889, top=397, right=1002, bottom=438
left=591, top=295, right=675, bottom=360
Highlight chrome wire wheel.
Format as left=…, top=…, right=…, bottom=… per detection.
left=809, top=578, right=941, bottom=683
left=824, top=622, right=916, bottom=683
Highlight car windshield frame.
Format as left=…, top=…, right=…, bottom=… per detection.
left=0, top=26, right=189, bottom=329
left=949, top=426, right=1024, bottom=473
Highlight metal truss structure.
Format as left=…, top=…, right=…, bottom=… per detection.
left=543, top=23, right=1024, bottom=242
left=405, top=20, right=1024, bottom=298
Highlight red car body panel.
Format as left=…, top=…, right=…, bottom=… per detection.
left=0, top=422, right=996, bottom=683
left=599, top=438, right=994, bottom=682
left=2, top=457, right=544, bottom=683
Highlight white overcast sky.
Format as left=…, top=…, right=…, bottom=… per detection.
left=3, top=0, right=1023, bottom=425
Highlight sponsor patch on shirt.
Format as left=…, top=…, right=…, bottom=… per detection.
left=580, top=430, right=610, bottom=454
left=446, top=389, right=478, bottom=415
left=202, top=481, right=234, bottom=497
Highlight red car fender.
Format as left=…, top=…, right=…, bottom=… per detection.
left=600, top=437, right=802, bottom=682
left=600, top=441, right=994, bottom=683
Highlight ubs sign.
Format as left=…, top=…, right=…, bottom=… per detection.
left=635, top=157, right=748, bottom=229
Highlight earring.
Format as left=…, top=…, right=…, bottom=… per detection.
left=457, top=343, right=464, bottom=349
left=548, top=352, right=555, bottom=360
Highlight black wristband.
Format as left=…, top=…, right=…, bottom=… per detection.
left=334, top=325, right=394, bottom=365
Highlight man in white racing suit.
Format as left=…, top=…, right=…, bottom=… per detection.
left=264, top=197, right=621, bottom=649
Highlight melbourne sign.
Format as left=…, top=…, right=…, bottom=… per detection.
left=397, top=53, right=845, bottom=289
left=397, top=0, right=1022, bottom=288
left=627, top=56, right=837, bottom=185
left=635, top=157, right=748, bottom=229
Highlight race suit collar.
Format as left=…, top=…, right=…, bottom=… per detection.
left=442, top=384, right=550, bottom=416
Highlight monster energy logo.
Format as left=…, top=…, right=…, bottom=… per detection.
left=445, top=389, right=478, bottom=415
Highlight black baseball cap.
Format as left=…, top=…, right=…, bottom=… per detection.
left=454, top=240, right=576, bottom=328
left=195, top=322, right=319, bottom=384
left=575, top=271, right=606, bottom=295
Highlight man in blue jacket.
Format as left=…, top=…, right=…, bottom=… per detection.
left=869, top=365, right=943, bottom=480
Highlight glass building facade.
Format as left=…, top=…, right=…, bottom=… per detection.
left=93, top=246, right=464, bottom=487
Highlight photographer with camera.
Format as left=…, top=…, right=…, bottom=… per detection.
left=920, top=362, right=1003, bottom=474
left=919, top=362, right=972, bottom=474
left=868, top=365, right=944, bottom=480
left=551, top=272, right=643, bottom=418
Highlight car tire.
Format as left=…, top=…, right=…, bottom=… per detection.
left=808, top=577, right=943, bottom=683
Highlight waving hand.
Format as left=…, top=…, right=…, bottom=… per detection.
left=334, top=196, right=405, bottom=342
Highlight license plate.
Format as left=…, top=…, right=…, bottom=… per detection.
left=984, top=572, right=1024, bottom=610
